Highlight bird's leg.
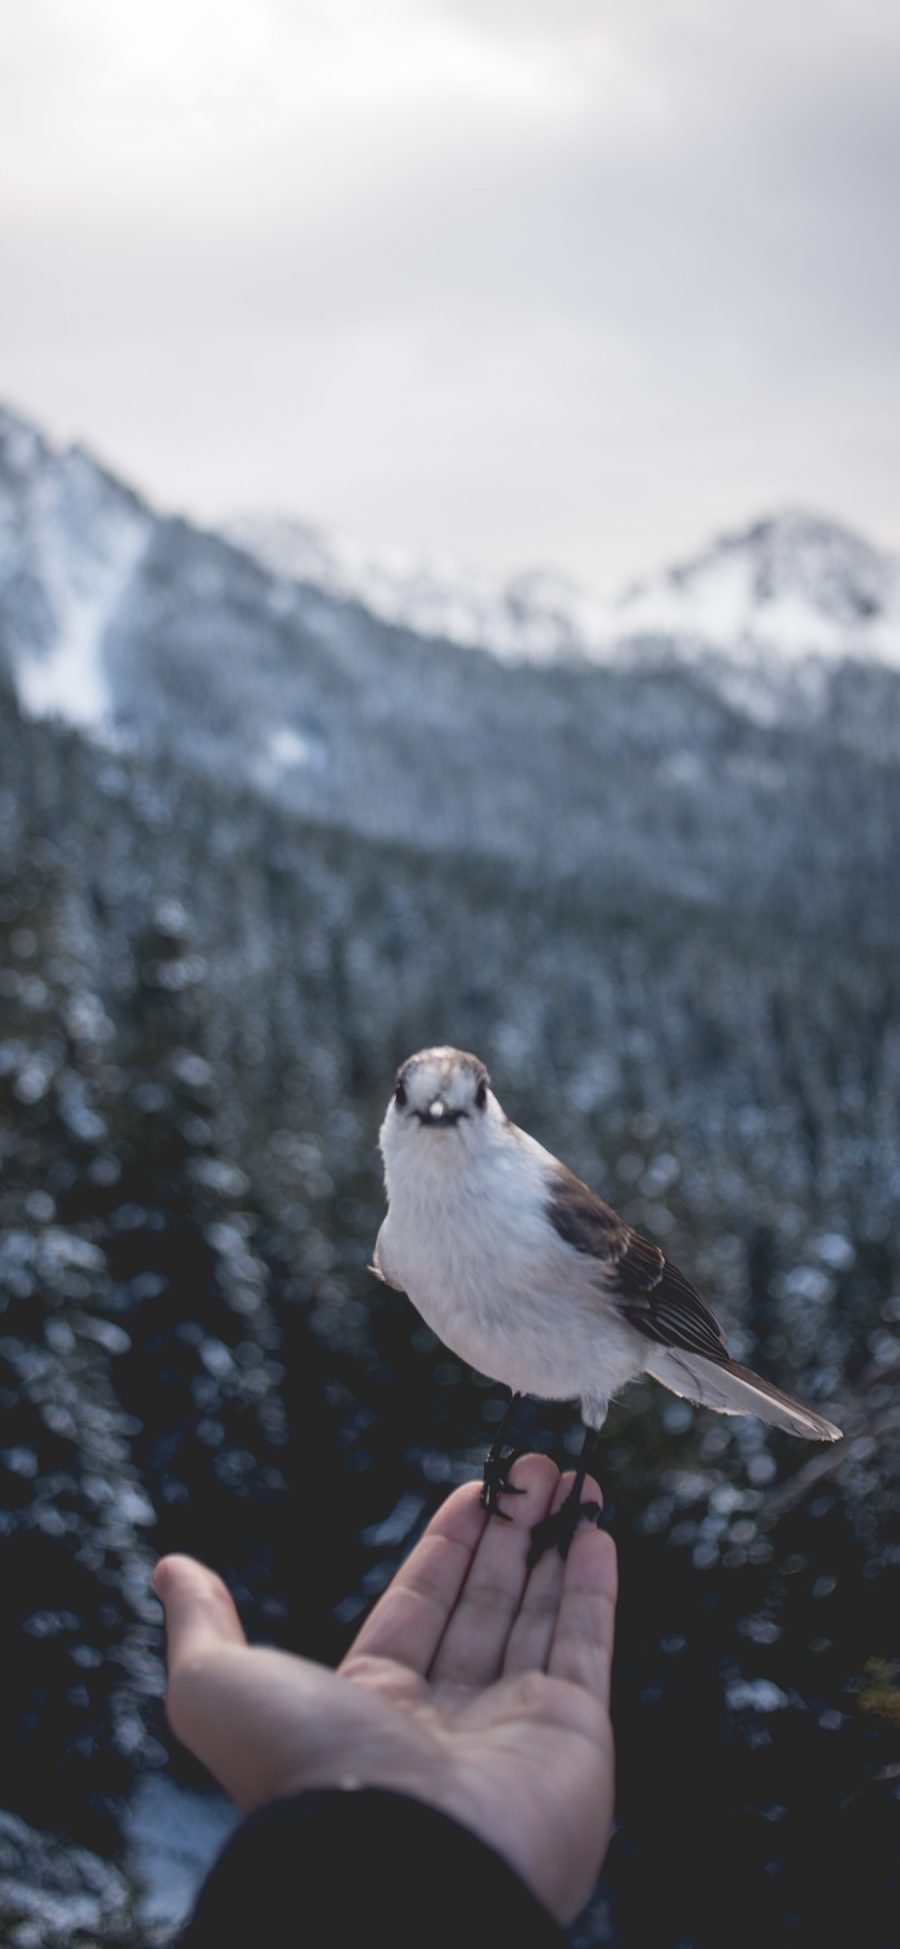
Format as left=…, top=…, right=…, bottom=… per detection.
left=526, top=1424, right=606, bottom=1567
left=481, top=1391, right=527, bottom=1518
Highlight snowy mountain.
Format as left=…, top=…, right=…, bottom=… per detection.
left=2, top=400, right=899, bottom=879
left=4, top=401, right=900, bottom=746
left=228, top=506, right=900, bottom=672
left=225, top=511, right=616, bottom=662
left=615, top=510, right=900, bottom=665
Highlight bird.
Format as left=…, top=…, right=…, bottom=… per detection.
left=373, top=1046, right=842, bottom=1564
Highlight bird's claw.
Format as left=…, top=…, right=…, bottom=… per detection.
left=527, top=1493, right=606, bottom=1568
left=481, top=1448, right=527, bottom=1517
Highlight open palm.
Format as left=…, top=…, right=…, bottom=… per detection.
left=154, top=1455, right=617, bottom=1925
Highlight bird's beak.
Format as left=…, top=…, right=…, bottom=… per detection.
left=416, top=1096, right=465, bottom=1127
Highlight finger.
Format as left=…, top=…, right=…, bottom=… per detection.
left=502, top=1470, right=576, bottom=1677
left=344, top=1480, right=488, bottom=1675
left=154, top=1558, right=291, bottom=1809
left=153, top=1554, right=247, bottom=1679
left=547, top=1520, right=618, bottom=1704
left=429, top=1455, right=559, bottom=1688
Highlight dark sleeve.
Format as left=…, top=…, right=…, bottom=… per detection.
left=178, top=1786, right=568, bottom=1949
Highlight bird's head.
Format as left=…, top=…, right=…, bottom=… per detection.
left=379, top=1046, right=501, bottom=1180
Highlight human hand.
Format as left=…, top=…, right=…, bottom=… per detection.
left=153, top=1456, right=617, bottom=1925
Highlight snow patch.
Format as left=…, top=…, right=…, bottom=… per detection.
left=620, top=547, right=757, bottom=646
left=16, top=494, right=148, bottom=729
left=124, top=1774, right=239, bottom=1931
left=253, top=724, right=329, bottom=791
left=268, top=725, right=325, bottom=770
left=726, top=1678, right=790, bottom=1712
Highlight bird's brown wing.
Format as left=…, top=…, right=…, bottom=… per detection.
left=546, top=1162, right=730, bottom=1365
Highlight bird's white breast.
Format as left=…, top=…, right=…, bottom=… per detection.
left=377, top=1120, right=642, bottom=1407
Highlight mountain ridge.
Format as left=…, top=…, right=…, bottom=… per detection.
left=1, top=400, right=899, bottom=890
left=227, top=503, right=900, bottom=670
left=3, top=401, right=899, bottom=706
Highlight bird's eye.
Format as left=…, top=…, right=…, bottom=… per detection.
left=394, top=1083, right=407, bottom=1109
left=475, top=1080, right=487, bottom=1110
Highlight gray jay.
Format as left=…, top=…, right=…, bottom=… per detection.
left=374, top=1046, right=841, bottom=1563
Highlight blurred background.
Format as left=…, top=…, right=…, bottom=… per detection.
left=1, top=3, right=899, bottom=1945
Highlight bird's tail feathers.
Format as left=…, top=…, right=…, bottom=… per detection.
left=644, top=1348, right=842, bottom=1442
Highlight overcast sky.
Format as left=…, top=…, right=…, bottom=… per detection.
left=2, top=0, right=898, bottom=588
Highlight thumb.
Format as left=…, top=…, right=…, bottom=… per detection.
left=153, top=1554, right=247, bottom=1679
left=153, top=1555, right=305, bottom=1814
